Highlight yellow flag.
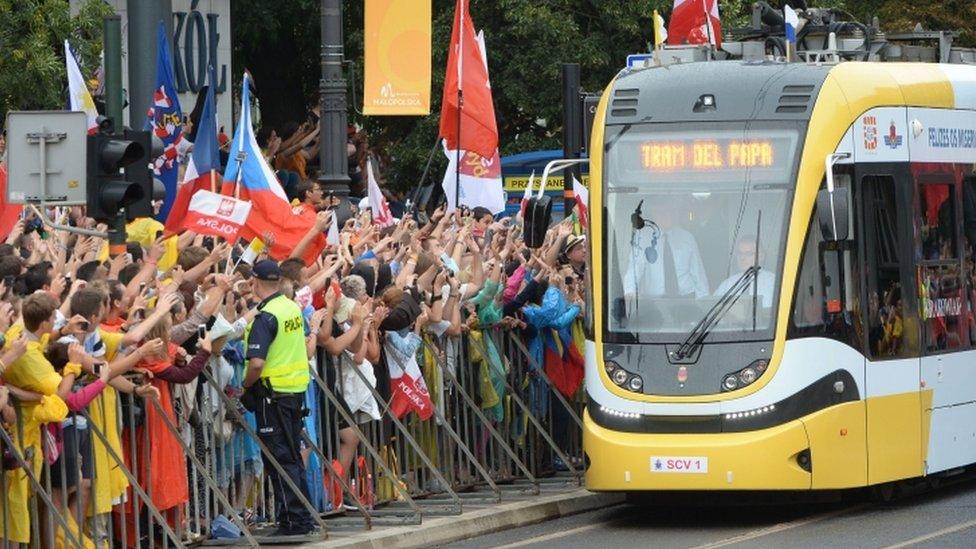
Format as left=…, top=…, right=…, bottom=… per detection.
left=241, top=238, right=265, bottom=265
left=653, top=10, right=668, bottom=47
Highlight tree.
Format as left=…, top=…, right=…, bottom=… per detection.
left=232, top=1, right=976, bottom=193
left=0, top=0, right=114, bottom=123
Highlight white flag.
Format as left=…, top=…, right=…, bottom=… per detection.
left=64, top=41, right=98, bottom=134
left=326, top=210, right=340, bottom=245
left=366, top=160, right=394, bottom=227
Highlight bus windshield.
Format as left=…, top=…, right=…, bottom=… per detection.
left=603, top=123, right=800, bottom=343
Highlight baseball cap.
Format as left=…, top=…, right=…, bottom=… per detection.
left=253, top=260, right=281, bottom=281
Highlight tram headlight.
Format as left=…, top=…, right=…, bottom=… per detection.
left=721, top=359, right=771, bottom=392
left=603, top=359, right=644, bottom=394
left=722, top=375, right=739, bottom=392
left=628, top=376, right=643, bottom=392
left=612, top=368, right=629, bottom=386
left=739, top=367, right=758, bottom=385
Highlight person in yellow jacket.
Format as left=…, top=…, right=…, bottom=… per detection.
left=242, top=260, right=314, bottom=536
left=0, top=293, right=70, bottom=544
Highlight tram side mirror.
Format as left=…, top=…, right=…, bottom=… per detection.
left=524, top=195, right=553, bottom=248
left=816, top=188, right=850, bottom=241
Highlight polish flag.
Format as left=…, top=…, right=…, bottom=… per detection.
left=183, top=191, right=251, bottom=240
left=668, top=0, right=722, bottom=49
left=387, top=345, right=434, bottom=420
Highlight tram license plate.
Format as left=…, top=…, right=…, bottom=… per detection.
left=650, top=456, right=708, bottom=474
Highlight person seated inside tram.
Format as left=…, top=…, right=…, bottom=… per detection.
left=623, top=200, right=709, bottom=300
left=712, top=235, right=775, bottom=308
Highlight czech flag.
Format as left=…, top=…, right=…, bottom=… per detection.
left=166, top=66, right=220, bottom=234
left=222, top=73, right=325, bottom=265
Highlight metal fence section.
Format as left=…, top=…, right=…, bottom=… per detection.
left=0, top=322, right=585, bottom=547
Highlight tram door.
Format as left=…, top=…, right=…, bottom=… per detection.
left=859, top=170, right=925, bottom=483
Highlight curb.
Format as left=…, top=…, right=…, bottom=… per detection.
left=310, top=489, right=625, bottom=548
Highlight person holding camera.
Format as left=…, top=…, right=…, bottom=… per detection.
left=241, top=260, right=314, bottom=536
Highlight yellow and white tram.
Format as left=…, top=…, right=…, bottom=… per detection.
left=583, top=55, right=976, bottom=492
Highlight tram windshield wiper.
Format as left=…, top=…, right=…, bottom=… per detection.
left=672, top=266, right=760, bottom=361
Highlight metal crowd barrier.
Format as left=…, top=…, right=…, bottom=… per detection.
left=0, top=320, right=586, bottom=547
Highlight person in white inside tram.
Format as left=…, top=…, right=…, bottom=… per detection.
left=713, top=235, right=775, bottom=308
left=623, top=200, right=709, bottom=300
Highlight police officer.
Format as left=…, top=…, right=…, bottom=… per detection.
left=243, top=260, right=314, bottom=536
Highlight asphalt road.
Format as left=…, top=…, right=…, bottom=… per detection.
left=447, top=479, right=976, bottom=548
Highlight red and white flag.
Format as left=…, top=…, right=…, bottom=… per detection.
left=366, top=160, right=394, bottom=227
left=573, top=176, right=588, bottom=228
left=441, top=30, right=505, bottom=214
left=438, top=0, right=498, bottom=159
left=388, top=353, right=434, bottom=421
left=668, top=0, right=722, bottom=49
left=183, top=190, right=251, bottom=241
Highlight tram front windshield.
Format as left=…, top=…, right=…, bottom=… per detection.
left=603, top=123, right=799, bottom=343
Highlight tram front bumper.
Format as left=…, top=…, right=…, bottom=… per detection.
left=583, top=408, right=812, bottom=491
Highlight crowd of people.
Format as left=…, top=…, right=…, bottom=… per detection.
left=0, top=127, right=590, bottom=545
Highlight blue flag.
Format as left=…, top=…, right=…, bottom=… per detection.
left=145, top=21, right=184, bottom=222
left=784, top=5, right=799, bottom=44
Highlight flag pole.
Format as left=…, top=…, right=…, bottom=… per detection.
left=701, top=0, right=713, bottom=59
left=455, top=89, right=462, bottom=212
left=453, top=0, right=465, bottom=212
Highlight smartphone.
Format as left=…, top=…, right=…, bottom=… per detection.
left=155, top=230, right=164, bottom=240
left=197, top=324, right=206, bottom=340
left=483, top=229, right=494, bottom=250
left=125, top=253, right=133, bottom=263
left=64, top=274, right=72, bottom=286
left=92, top=363, right=102, bottom=376
left=78, top=319, right=90, bottom=331
left=139, top=281, right=146, bottom=293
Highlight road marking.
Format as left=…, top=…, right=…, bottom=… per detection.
left=493, top=523, right=606, bottom=548
left=689, top=504, right=870, bottom=549
left=883, top=518, right=976, bottom=549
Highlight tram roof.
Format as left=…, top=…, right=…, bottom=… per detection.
left=606, top=61, right=976, bottom=126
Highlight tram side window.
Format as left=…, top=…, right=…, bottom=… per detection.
left=964, top=176, right=976, bottom=346
left=792, top=171, right=858, bottom=348
left=917, top=183, right=966, bottom=353
left=865, top=176, right=908, bottom=359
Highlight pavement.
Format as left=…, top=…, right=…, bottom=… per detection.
left=451, top=478, right=976, bottom=549
left=305, top=485, right=624, bottom=549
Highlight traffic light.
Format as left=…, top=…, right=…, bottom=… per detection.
left=122, top=129, right=166, bottom=220
left=86, top=119, right=145, bottom=222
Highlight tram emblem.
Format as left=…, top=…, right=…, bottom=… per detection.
left=883, top=121, right=903, bottom=149
left=862, top=115, right=878, bottom=151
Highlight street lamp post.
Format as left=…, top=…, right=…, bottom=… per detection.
left=318, top=0, right=350, bottom=196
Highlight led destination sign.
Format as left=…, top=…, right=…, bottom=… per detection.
left=640, top=140, right=778, bottom=172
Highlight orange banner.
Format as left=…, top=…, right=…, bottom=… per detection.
left=363, top=0, right=431, bottom=116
